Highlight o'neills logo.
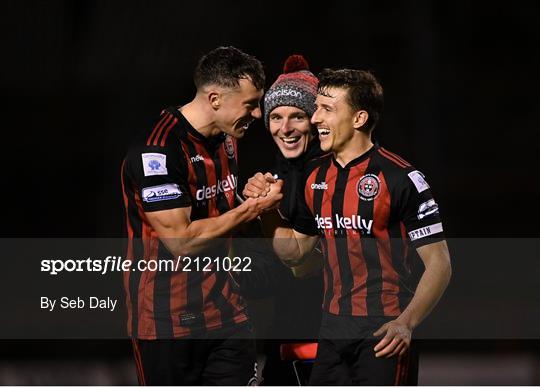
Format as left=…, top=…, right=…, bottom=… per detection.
left=315, top=214, right=373, bottom=234
left=311, top=181, right=328, bottom=190
left=196, top=174, right=237, bottom=201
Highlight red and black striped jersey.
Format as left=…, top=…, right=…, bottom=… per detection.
left=294, top=144, right=445, bottom=317
left=121, top=107, right=247, bottom=339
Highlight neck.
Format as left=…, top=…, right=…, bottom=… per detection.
left=179, top=95, right=221, bottom=138
left=334, top=131, right=373, bottom=166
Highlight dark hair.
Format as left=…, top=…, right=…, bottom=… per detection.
left=318, top=69, right=384, bottom=132
left=193, top=46, right=265, bottom=91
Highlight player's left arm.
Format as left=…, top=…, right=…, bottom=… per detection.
left=373, top=240, right=451, bottom=358
left=373, top=168, right=452, bottom=358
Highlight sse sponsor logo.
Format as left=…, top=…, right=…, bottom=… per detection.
left=142, top=184, right=182, bottom=203
left=196, top=174, right=237, bottom=201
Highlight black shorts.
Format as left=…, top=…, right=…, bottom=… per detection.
left=132, top=323, right=257, bottom=385
left=309, top=313, right=418, bottom=386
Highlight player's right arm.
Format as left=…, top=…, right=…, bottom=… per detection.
left=145, top=186, right=282, bottom=257
left=125, top=143, right=282, bottom=258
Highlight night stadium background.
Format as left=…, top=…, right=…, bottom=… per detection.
left=1, top=1, right=539, bottom=385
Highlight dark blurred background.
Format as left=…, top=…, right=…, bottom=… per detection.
left=1, top=0, right=539, bottom=384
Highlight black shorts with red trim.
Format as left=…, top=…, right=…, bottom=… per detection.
left=131, top=322, right=257, bottom=386
left=309, top=312, right=418, bottom=386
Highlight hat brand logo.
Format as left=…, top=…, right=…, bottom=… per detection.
left=267, top=89, right=302, bottom=99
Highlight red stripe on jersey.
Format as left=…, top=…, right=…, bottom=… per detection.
left=343, top=161, right=369, bottom=315
left=146, top=113, right=171, bottom=146
left=321, top=240, right=330, bottom=309
left=194, top=140, right=220, bottom=217
left=326, top=236, right=340, bottom=315
left=152, top=115, right=175, bottom=146
left=380, top=147, right=411, bottom=167
left=131, top=339, right=147, bottom=386
left=394, top=350, right=409, bottom=385
left=378, top=148, right=408, bottom=168
left=223, top=279, right=247, bottom=325
left=201, top=272, right=219, bottom=329
left=120, top=161, right=135, bottom=335
left=169, top=271, right=189, bottom=337
left=322, top=161, right=340, bottom=315
left=374, top=172, right=401, bottom=316
left=120, top=161, right=134, bottom=245
left=159, top=118, right=178, bottom=146
left=218, top=145, right=235, bottom=209
left=180, top=142, right=198, bottom=200
left=134, top=190, right=157, bottom=339
left=394, top=353, right=403, bottom=385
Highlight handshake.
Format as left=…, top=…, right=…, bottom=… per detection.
left=241, top=172, right=284, bottom=215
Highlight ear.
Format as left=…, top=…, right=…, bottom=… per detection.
left=352, top=110, right=369, bottom=129
left=208, top=91, right=221, bottom=111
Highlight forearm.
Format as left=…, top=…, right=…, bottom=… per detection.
left=397, top=248, right=452, bottom=329
left=162, top=200, right=260, bottom=257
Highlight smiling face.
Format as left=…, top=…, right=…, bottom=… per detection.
left=268, top=105, right=313, bottom=159
left=216, top=78, right=263, bottom=138
left=311, top=86, right=359, bottom=154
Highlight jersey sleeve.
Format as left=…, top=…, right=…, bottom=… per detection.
left=396, top=169, right=445, bottom=249
left=125, top=144, right=192, bottom=212
left=292, top=169, right=319, bottom=236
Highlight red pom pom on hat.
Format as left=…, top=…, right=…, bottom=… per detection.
left=283, top=54, right=309, bottom=73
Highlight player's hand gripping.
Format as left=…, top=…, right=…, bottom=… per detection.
left=258, top=178, right=284, bottom=211
left=373, top=319, right=412, bottom=358
left=243, top=172, right=276, bottom=198
left=243, top=178, right=284, bottom=216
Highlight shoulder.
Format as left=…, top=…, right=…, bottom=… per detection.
left=374, top=147, right=420, bottom=187
left=304, top=153, right=332, bottom=174
left=375, top=147, right=413, bottom=173
left=124, top=110, right=186, bottom=174
left=374, top=147, right=436, bottom=204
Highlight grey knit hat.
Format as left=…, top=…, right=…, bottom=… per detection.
left=264, top=55, right=319, bottom=128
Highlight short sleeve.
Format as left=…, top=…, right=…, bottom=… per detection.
left=396, top=169, right=445, bottom=248
left=125, top=144, right=192, bottom=212
left=292, top=172, right=319, bottom=237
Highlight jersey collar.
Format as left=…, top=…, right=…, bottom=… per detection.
left=168, top=106, right=227, bottom=150
left=332, top=143, right=379, bottom=169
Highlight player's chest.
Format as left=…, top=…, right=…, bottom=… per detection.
left=307, top=167, right=392, bottom=236
left=184, top=143, right=238, bottom=206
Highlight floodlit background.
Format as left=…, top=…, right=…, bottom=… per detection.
left=1, top=0, right=539, bottom=384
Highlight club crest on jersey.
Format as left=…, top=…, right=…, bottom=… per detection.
left=224, top=136, right=235, bottom=159
left=357, top=174, right=380, bottom=201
